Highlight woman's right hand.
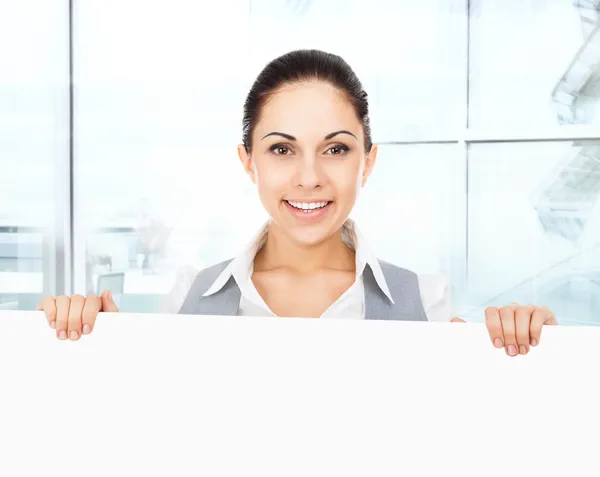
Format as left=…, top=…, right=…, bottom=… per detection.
left=36, top=291, right=119, bottom=341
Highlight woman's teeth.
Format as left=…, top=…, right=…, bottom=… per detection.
left=286, top=200, right=330, bottom=212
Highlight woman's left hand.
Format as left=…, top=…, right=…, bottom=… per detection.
left=484, top=304, right=558, bottom=356
left=452, top=304, right=558, bottom=357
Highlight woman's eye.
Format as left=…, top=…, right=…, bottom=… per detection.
left=270, top=145, right=292, bottom=155
left=326, top=144, right=349, bottom=155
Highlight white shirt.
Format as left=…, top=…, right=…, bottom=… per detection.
left=162, top=220, right=454, bottom=321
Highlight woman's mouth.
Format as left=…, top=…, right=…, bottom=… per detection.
left=283, top=200, right=333, bottom=222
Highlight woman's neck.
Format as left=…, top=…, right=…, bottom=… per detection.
left=254, top=222, right=355, bottom=274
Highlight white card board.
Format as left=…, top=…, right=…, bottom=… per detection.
left=0, top=311, right=598, bottom=476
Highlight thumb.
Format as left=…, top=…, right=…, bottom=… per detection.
left=100, top=290, right=120, bottom=312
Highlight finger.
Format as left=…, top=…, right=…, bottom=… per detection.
left=100, top=290, right=120, bottom=312
left=55, top=296, right=70, bottom=340
left=541, top=306, right=558, bottom=326
left=37, top=296, right=57, bottom=329
left=485, top=307, right=504, bottom=349
left=67, top=295, right=85, bottom=341
left=499, top=305, right=518, bottom=357
left=81, top=295, right=101, bottom=335
left=515, top=305, right=534, bottom=355
left=530, top=307, right=556, bottom=346
left=450, top=317, right=466, bottom=323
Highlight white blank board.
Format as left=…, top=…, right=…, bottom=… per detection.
left=0, top=311, right=599, bottom=476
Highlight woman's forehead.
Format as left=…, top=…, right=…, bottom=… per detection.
left=255, top=82, right=362, bottom=137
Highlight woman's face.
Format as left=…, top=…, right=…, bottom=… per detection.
left=238, top=81, right=377, bottom=247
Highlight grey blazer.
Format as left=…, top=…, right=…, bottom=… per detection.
left=178, top=259, right=428, bottom=321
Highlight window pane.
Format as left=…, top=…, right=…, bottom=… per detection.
left=73, top=0, right=261, bottom=311
left=465, top=141, right=600, bottom=325
left=353, top=144, right=466, bottom=301
left=249, top=0, right=466, bottom=141
left=0, top=1, right=69, bottom=310
left=469, top=0, right=600, bottom=128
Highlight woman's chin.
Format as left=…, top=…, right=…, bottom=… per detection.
left=282, top=221, right=344, bottom=248
left=268, top=202, right=348, bottom=247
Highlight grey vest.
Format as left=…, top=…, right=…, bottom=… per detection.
left=178, top=259, right=428, bottom=321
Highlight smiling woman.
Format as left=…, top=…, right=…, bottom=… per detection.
left=38, top=49, right=558, bottom=357
left=264, top=130, right=353, bottom=221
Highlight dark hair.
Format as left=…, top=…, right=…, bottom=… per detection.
left=242, top=49, right=372, bottom=154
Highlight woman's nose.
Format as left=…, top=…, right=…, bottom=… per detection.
left=294, top=155, right=324, bottom=189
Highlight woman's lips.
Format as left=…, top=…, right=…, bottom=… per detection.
left=283, top=200, right=333, bottom=222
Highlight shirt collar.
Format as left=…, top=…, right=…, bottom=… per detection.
left=203, top=219, right=395, bottom=304
left=345, top=220, right=395, bottom=304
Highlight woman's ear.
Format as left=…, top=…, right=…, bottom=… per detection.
left=361, top=144, right=378, bottom=187
left=238, top=144, right=256, bottom=183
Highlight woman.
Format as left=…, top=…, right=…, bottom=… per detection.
left=38, top=49, right=558, bottom=356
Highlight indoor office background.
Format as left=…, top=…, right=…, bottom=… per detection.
left=1, top=0, right=599, bottom=324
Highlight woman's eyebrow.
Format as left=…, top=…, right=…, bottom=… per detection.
left=261, top=130, right=357, bottom=141
left=261, top=132, right=296, bottom=141
left=324, top=130, right=357, bottom=140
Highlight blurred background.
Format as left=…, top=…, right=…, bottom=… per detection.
left=1, top=0, right=599, bottom=324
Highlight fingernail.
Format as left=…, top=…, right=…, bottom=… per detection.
left=58, top=330, right=67, bottom=340
left=530, top=338, right=538, bottom=347
left=69, top=331, right=79, bottom=340
left=493, top=338, right=504, bottom=348
left=50, top=321, right=56, bottom=329
left=507, top=345, right=517, bottom=356
left=519, top=345, right=527, bottom=355
left=83, top=324, right=91, bottom=335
